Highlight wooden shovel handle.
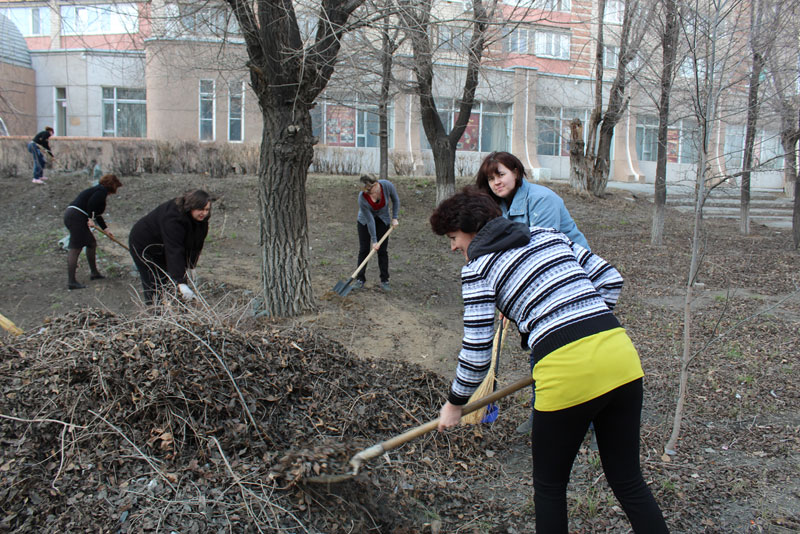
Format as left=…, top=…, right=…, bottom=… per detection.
left=346, top=225, right=394, bottom=280
left=350, top=374, right=533, bottom=470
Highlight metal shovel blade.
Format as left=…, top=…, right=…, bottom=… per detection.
left=333, top=278, right=354, bottom=296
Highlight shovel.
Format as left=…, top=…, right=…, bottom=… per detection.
left=95, top=227, right=129, bottom=251
left=304, top=374, right=534, bottom=484
left=333, top=225, right=394, bottom=296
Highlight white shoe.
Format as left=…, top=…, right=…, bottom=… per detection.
left=32, top=178, right=45, bottom=184
left=40, top=175, right=49, bottom=181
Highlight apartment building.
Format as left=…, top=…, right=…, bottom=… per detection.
left=0, top=0, right=786, bottom=188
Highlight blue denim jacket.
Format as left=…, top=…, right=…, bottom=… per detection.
left=502, top=179, right=590, bottom=251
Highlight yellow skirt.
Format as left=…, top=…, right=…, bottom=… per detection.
left=532, top=327, right=644, bottom=412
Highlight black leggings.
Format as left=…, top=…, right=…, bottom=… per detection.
left=356, top=219, right=390, bottom=283
left=532, top=379, right=668, bottom=533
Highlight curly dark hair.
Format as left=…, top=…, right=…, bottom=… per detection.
left=98, top=174, right=122, bottom=193
left=429, top=186, right=502, bottom=235
left=176, top=189, right=212, bottom=214
left=475, top=151, right=527, bottom=202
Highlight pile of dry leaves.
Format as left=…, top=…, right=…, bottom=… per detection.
left=1, top=307, right=517, bottom=533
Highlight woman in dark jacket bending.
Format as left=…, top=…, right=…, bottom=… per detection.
left=128, top=190, right=211, bottom=305
left=63, top=174, right=122, bottom=289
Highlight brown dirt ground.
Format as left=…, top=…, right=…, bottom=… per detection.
left=1, top=169, right=799, bottom=533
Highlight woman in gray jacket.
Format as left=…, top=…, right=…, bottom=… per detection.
left=355, top=174, right=399, bottom=291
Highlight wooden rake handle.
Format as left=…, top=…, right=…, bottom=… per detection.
left=349, top=374, right=533, bottom=474
left=95, top=227, right=129, bottom=251
left=346, top=225, right=395, bottom=280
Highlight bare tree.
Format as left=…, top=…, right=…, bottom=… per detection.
left=651, top=0, right=680, bottom=245
left=397, top=0, right=493, bottom=204
left=665, top=0, right=748, bottom=455
left=738, top=0, right=780, bottom=235
left=223, top=0, right=369, bottom=316
left=570, top=0, right=654, bottom=197
left=766, top=4, right=800, bottom=248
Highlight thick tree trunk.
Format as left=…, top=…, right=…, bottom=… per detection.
left=589, top=119, right=615, bottom=197
left=569, top=119, right=589, bottom=191
left=379, top=26, right=393, bottom=180
left=432, top=137, right=456, bottom=204
left=257, top=107, right=316, bottom=316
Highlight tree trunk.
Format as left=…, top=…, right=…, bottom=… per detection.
left=569, top=119, right=589, bottom=191
left=379, top=26, right=393, bottom=180
left=740, top=52, right=764, bottom=236
left=431, top=137, right=457, bottom=204
left=794, top=157, right=800, bottom=249
left=257, top=107, right=316, bottom=316
left=652, top=0, right=679, bottom=246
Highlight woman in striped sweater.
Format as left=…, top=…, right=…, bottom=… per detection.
left=430, top=187, right=668, bottom=533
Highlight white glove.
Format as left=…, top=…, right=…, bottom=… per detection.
left=178, top=283, right=196, bottom=301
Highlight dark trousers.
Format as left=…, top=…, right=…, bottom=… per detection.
left=356, top=220, right=390, bottom=283
left=28, top=142, right=45, bottom=180
left=532, top=379, right=669, bottom=533
left=129, top=241, right=170, bottom=305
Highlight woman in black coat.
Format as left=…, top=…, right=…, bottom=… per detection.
left=63, top=174, right=122, bottom=289
left=128, top=190, right=211, bottom=305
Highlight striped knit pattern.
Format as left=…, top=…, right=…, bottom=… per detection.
left=450, top=227, right=623, bottom=403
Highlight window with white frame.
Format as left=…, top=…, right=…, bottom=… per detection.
left=635, top=115, right=659, bottom=162
left=533, top=0, right=572, bottom=12
left=677, top=119, right=699, bottom=164
left=419, top=99, right=510, bottom=152
left=723, top=124, right=745, bottom=172
left=757, top=131, right=784, bottom=170
left=536, top=106, right=561, bottom=156
left=561, top=108, right=590, bottom=155
left=199, top=80, right=215, bottom=141
left=604, top=0, right=624, bottom=24
left=60, top=3, right=138, bottom=35
left=505, top=26, right=533, bottom=54
left=439, top=25, right=471, bottom=52
left=102, top=87, right=146, bottom=137
left=535, top=31, right=570, bottom=60
left=603, top=45, right=619, bottom=69
left=228, top=81, right=244, bottom=142
left=2, top=6, right=50, bottom=36
left=311, top=98, right=394, bottom=148
left=173, top=3, right=239, bottom=37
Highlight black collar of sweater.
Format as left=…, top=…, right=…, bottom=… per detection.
left=466, top=217, right=530, bottom=261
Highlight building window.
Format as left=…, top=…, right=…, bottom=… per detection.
left=228, top=81, right=244, bottom=142
left=677, top=119, right=699, bottom=164
left=534, top=0, right=572, bottom=12
left=635, top=115, right=659, bottom=162
left=420, top=99, right=509, bottom=152
left=536, top=106, right=561, bottom=156
left=757, top=131, right=783, bottom=170
left=439, top=25, right=471, bottom=52
left=604, top=0, right=624, bottom=24
left=55, top=87, right=67, bottom=136
left=534, top=31, right=570, bottom=60
left=603, top=45, right=619, bottom=69
left=480, top=102, right=511, bottom=152
left=199, top=80, right=215, bottom=142
left=723, top=124, right=745, bottom=172
left=2, top=6, right=50, bottom=36
left=505, top=27, right=533, bottom=54
left=102, top=87, right=146, bottom=137
left=311, top=99, right=394, bottom=148
left=60, top=3, right=138, bottom=35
